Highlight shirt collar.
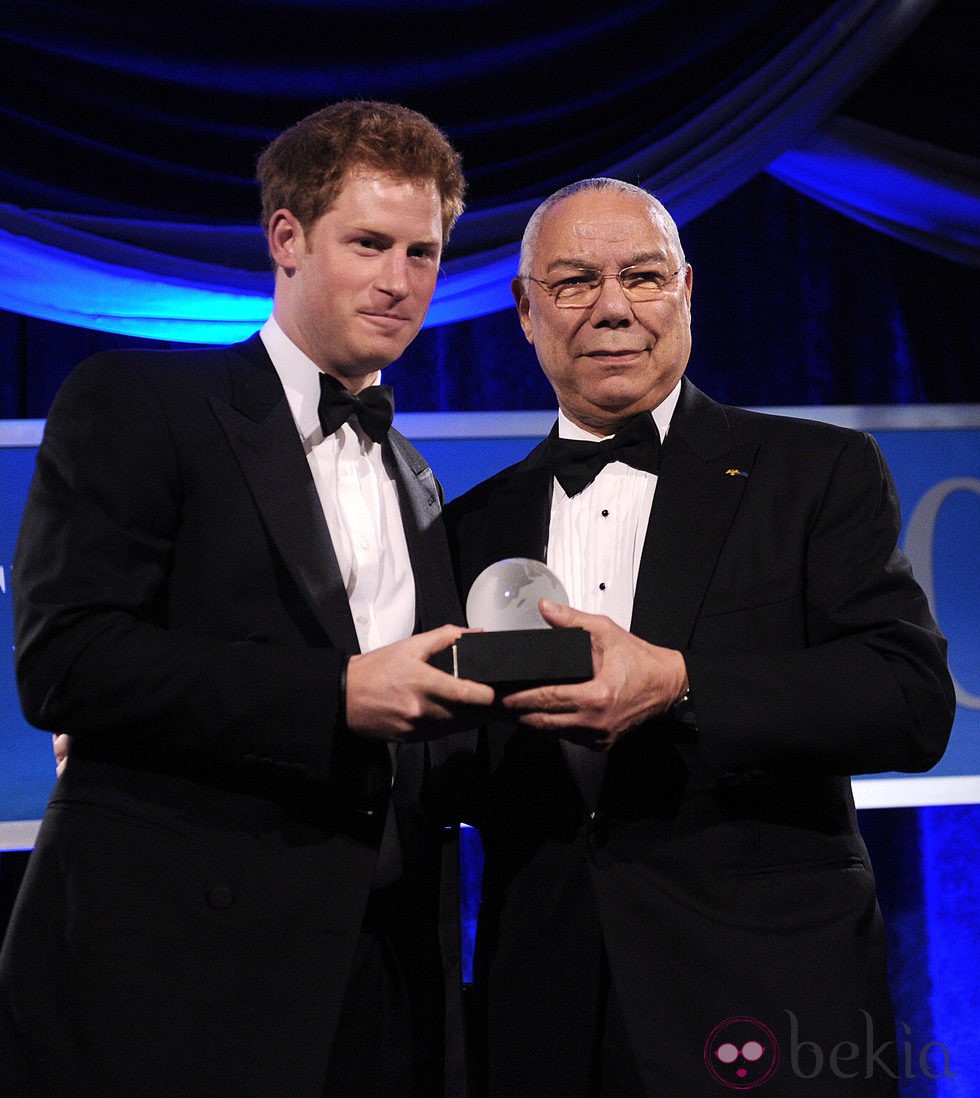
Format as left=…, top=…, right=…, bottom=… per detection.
left=556, top=379, right=682, bottom=443
left=259, top=315, right=382, bottom=443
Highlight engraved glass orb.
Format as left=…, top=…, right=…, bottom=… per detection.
left=465, top=558, right=568, bottom=631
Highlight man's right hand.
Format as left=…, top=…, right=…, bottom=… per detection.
left=345, top=624, right=495, bottom=743
left=53, top=733, right=69, bottom=776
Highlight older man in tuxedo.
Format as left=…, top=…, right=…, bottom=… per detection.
left=445, top=178, right=954, bottom=1097
left=0, top=101, right=493, bottom=1098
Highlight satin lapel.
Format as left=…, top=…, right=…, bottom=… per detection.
left=385, top=431, right=476, bottom=773
left=210, top=338, right=359, bottom=655
left=630, top=380, right=757, bottom=647
left=486, top=439, right=554, bottom=563
left=386, top=430, right=464, bottom=631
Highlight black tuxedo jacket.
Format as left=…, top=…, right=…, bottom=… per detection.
left=444, top=379, right=954, bottom=1098
left=1, top=335, right=470, bottom=1096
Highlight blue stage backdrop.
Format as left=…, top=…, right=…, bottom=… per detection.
left=1, top=405, right=978, bottom=839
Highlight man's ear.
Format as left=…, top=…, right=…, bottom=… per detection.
left=511, top=277, right=534, bottom=344
left=268, top=209, right=304, bottom=273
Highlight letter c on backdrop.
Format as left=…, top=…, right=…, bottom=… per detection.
left=904, top=477, right=980, bottom=710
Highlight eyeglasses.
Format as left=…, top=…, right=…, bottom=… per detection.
left=523, top=264, right=685, bottom=309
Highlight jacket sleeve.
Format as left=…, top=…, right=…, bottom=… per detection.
left=685, top=429, right=955, bottom=778
left=12, top=354, right=362, bottom=788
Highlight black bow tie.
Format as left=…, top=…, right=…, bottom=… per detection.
left=548, top=412, right=661, bottom=497
left=318, top=372, right=394, bottom=444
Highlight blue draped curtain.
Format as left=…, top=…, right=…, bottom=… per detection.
left=1, top=0, right=978, bottom=414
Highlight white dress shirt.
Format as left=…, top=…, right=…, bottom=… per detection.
left=260, top=316, right=415, bottom=654
left=547, top=382, right=681, bottom=810
left=547, top=382, right=681, bottom=629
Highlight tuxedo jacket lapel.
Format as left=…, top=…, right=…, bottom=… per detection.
left=486, top=441, right=553, bottom=564
left=385, top=431, right=476, bottom=775
left=630, top=380, right=757, bottom=648
left=210, top=337, right=360, bottom=656
left=386, top=431, right=466, bottom=631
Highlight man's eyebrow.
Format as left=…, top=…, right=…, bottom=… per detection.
left=349, top=226, right=440, bottom=250
left=348, top=226, right=393, bottom=242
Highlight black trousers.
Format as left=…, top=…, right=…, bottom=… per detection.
left=591, top=950, right=647, bottom=1098
left=323, top=885, right=445, bottom=1098
left=471, top=936, right=646, bottom=1098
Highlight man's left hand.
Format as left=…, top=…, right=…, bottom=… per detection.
left=500, top=599, right=688, bottom=750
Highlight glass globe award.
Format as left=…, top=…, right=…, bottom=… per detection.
left=466, top=558, right=569, bottom=631
left=434, top=558, right=593, bottom=688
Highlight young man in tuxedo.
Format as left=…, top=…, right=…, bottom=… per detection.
left=445, top=178, right=955, bottom=1097
left=1, top=101, right=493, bottom=1097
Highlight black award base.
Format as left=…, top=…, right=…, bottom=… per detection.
left=431, top=628, right=593, bottom=688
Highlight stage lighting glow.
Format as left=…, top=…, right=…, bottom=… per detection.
left=0, top=224, right=519, bottom=343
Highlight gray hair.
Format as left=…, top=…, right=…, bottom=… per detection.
left=517, top=178, right=685, bottom=278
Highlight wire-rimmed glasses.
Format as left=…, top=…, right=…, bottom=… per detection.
left=523, top=264, right=685, bottom=308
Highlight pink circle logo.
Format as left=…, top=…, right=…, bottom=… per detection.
left=704, top=1017, right=780, bottom=1089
